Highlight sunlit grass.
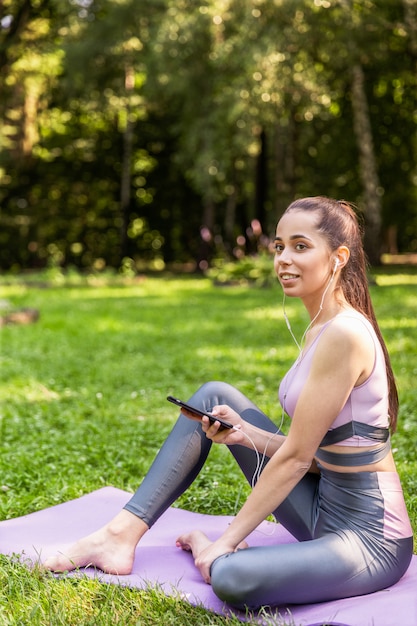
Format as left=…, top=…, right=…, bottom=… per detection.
left=0, top=271, right=416, bottom=624
left=374, top=271, right=417, bottom=286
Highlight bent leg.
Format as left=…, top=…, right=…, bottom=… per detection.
left=45, top=381, right=260, bottom=573
left=125, top=381, right=319, bottom=540
left=124, top=411, right=211, bottom=526
left=44, top=381, right=317, bottom=574
left=124, top=380, right=263, bottom=526
left=124, top=380, right=278, bottom=526
left=211, top=533, right=413, bottom=610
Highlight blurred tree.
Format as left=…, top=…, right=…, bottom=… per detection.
left=0, top=0, right=416, bottom=271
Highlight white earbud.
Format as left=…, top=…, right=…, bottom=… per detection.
left=333, top=258, right=340, bottom=271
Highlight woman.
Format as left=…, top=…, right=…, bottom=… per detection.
left=45, top=196, right=413, bottom=609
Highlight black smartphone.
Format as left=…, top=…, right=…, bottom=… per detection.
left=167, top=395, right=234, bottom=430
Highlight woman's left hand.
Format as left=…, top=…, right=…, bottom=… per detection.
left=194, top=538, right=240, bottom=583
left=201, top=404, right=246, bottom=444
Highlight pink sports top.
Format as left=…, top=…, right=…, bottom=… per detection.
left=278, top=313, right=391, bottom=465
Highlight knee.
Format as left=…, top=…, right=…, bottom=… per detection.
left=190, top=381, right=236, bottom=407
left=194, top=380, right=234, bottom=395
left=210, top=553, right=260, bottom=610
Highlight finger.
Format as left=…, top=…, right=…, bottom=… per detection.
left=196, top=562, right=211, bottom=584
left=201, top=415, right=211, bottom=432
left=210, top=405, right=226, bottom=418
left=201, top=415, right=220, bottom=432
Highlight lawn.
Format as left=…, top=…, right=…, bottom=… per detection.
left=0, top=269, right=416, bottom=625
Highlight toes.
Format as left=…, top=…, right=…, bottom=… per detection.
left=176, top=537, right=192, bottom=551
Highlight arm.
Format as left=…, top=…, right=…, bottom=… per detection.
left=195, top=319, right=375, bottom=581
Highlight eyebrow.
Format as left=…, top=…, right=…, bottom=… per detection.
left=274, top=234, right=313, bottom=242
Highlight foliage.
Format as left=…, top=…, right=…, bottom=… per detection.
left=0, top=1, right=416, bottom=271
left=207, top=253, right=277, bottom=287
left=0, top=270, right=416, bottom=623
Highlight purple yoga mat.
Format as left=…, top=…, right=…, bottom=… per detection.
left=0, top=487, right=415, bottom=625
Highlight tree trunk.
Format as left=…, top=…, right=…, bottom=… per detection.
left=274, top=124, right=286, bottom=218
left=22, top=85, right=39, bottom=156
left=197, top=196, right=216, bottom=271
left=224, top=183, right=237, bottom=255
left=274, top=114, right=296, bottom=223
left=254, top=128, right=267, bottom=231
left=350, top=63, right=382, bottom=265
left=119, top=65, right=135, bottom=262
left=403, top=0, right=417, bottom=59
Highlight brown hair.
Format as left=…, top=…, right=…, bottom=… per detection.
left=284, top=196, right=399, bottom=431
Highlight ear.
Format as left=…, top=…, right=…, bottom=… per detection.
left=334, top=246, right=350, bottom=270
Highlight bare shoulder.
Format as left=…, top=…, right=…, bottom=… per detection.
left=320, top=313, right=375, bottom=350
left=313, top=313, right=375, bottom=378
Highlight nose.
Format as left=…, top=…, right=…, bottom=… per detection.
left=274, top=250, right=291, bottom=276
left=277, top=250, right=292, bottom=266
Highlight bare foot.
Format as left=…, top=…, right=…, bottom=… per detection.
left=43, top=510, right=148, bottom=575
left=176, top=530, right=248, bottom=559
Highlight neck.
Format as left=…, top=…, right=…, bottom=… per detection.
left=282, top=288, right=350, bottom=353
left=303, top=290, right=350, bottom=326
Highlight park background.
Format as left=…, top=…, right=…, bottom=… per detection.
left=1, top=0, right=417, bottom=273
left=1, top=1, right=417, bottom=625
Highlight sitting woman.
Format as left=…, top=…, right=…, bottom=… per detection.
left=45, top=196, right=413, bottom=610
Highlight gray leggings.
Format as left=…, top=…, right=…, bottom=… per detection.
left=124, top=382, right=413, bottom=609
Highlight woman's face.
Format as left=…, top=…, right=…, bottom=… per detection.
left=273, top=209, right=333, bottom=300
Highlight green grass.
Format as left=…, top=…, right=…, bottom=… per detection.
left=0, top=270, right=416, bottom=625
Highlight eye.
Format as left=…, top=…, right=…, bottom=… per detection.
left=274, top=242, right=284, bottom=253
left=295, top=242, right=308, bottom=251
